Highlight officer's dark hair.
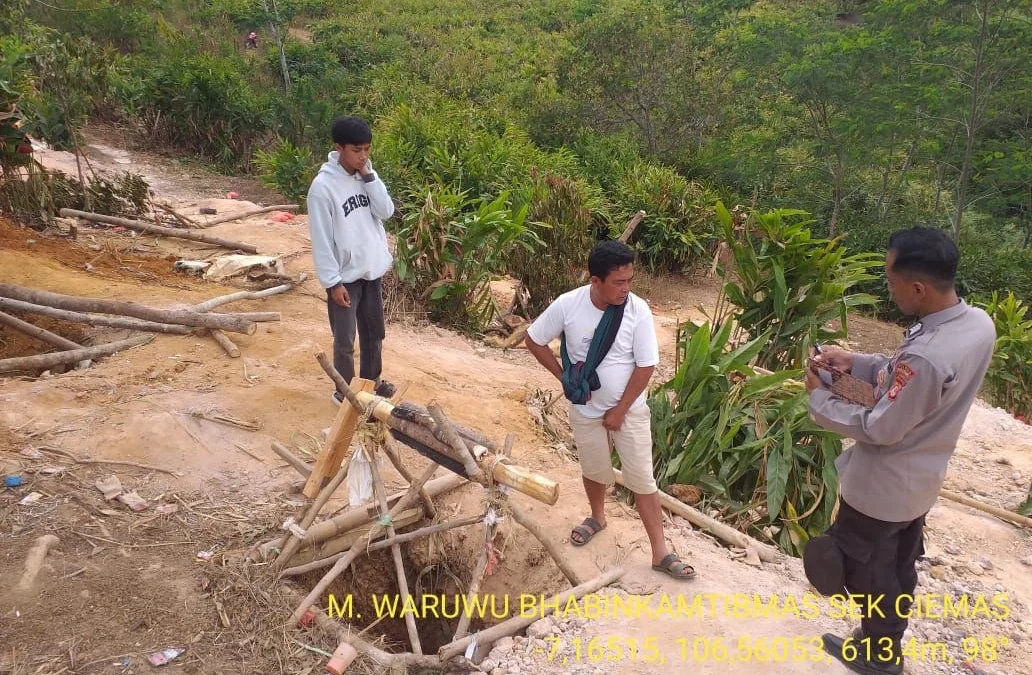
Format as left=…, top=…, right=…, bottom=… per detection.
left=331, top=116, right=372, bottom=146
left=887, top=226, right=959, bottom=292
left=588, top=240, right=635, bottom=281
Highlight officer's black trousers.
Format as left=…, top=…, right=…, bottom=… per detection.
left=827, top=499, right=926, bottom=658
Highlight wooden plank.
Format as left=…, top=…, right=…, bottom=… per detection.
left=303, top=377, right=375, bottom=497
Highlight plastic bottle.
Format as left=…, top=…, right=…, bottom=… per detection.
left=325, top=641, right=357, bottom=675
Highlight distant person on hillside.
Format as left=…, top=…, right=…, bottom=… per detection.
left=803, top=226, right=996, bottom=675
left=308, top=116, right=397, bottom=402
left=245, top=31, right=258, bottom=49
left=524, top=240, right=696, bottom=582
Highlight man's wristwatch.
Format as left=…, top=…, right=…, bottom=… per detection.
left=361, top=172, right=376, bottom=183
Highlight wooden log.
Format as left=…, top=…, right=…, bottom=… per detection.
left=190, top=283, right=295, bottom=313
left=155, top=201, right=198, bottom=228
left=427, top=403, right=483, bottom=481
left=274, top=459, right=354, bottom=571
left=396, top=401, right=497, bottom=452
left=0, top=310, right=91, bottom=369
left=303, top=378, right=376, bottom=498
left=210, top=329, right=240, bottom=358
left=282, top=512, right=480, bottom=576
left=368, top=446, right=422, bottom=654
left=357, top=391, right=559, bottom=506
left=271, top=441, right=312, bottom=477
left=940, top=489, right=1032, bottom=529
left=0, top=334, right=154, bottom=374
left=0, top=284, right=256, bottom=335
left=382, top=435, right=437, bottom=520
left=614, top=469, right=779, bottom=563
left=0, top=297, right=194, bottom=335
left=196, top=204, right=299, bottom=228
left=282, top=587, right=444, bottom=673
left=254, top=474, right=466, bottom=560
left=59, top=208, right=259, bottom=253
left=284, top=508, right=425, bottom=571
left=226, top=311, right=280, bottom=322
left=18, top=534, right=61, bottom=590
left=509, top=502, right=582, bottom=586
left=288, top=462, right=439, bottom=625
left=438, top=566, right=625, bottom=661
left=617, top=210, right=646, bottom=244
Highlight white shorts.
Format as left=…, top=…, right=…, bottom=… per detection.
left=568, top=403, right=657, bottom=495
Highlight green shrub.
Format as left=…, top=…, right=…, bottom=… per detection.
left=713, top=202, right=882, bottom=370
left=611, top=160, right=716, bottom=273
left=976, top=291, right=1032, bottom=421
left=648, top=318, right=843, bottom=557
left=391, top=187, right=542, bottom=331
left=254, top=137, right=316, bottom=206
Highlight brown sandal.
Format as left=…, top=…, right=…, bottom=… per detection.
left=570, top=517, right=605, bottom=546
left=652, top=552, right=696, bottom=581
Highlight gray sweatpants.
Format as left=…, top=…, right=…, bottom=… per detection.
left=326, top=277, right=385, bottom=385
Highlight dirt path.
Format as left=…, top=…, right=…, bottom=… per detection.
left=1, top=133, right=1030, bottom=675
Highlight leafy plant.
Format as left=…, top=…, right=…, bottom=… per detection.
left=649, top=317, right=843, bottom=557
left=254, top=137, right=316, bottom=206
left=391, top=187, right=542, bottom=331
left=713, top=201, right=882, bottom=370
left=976, top=291, right=1032, bottom=421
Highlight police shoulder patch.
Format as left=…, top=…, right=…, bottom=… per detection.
left=887, top=361, right=916, bottom=401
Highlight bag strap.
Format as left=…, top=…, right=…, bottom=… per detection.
left=560, top=298, right=627, bottom=374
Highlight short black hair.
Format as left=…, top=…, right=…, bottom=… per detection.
left=331, top=116, right=372, bottom=146
left=588, top=240, right=635, bottom=281
left=887, top=226, right=959, bottom=292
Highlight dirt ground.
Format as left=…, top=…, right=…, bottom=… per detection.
left=1, top=132, right=1030, bottom=675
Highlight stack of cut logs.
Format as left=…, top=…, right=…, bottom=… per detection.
left=258, top=349, right=627, bottom=673
left=0, top=281, right=294, bottom=374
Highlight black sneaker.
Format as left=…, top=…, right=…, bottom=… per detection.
left=821, top=633, right=903, bottom=675
left=331, top=390, right=344, bottom=405
left=374, top=380, right=396, bottom=398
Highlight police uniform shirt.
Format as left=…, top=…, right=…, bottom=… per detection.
left=808, top=300, right=996, bottom=523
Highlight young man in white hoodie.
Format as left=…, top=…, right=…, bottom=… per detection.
left=307, top=116, right=397, bottom=401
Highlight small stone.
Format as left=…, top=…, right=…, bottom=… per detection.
left=944, top=543, right=961, bottom=555
left=494, top=637, right=514, bottom=653
left=490, top=669, right=504, bottom=675
left=174, top=362, right=187, bottom=373
left=930, top=566, right=948, bottom=580
left=527, top=617, right=553, bottom=639
left=507, top=667, right=521, bottom=675
left=1021, top=556, right=1032, bottom=567
left=978, top=558, right=993, bottom=571
left=995, top=456, right=1012, bottom=466
left=480, top=660, right=496, bottom=672
left=968, top=562, right=984, bottom=576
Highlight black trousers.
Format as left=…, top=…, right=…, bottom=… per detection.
left=827, top=499, right=926, bottom=657
left=326, top=277, right=385, bottom=385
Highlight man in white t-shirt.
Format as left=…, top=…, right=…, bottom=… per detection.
left=524, top=241, right=696, bottom=581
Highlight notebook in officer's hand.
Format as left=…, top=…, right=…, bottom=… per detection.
left=808, top=358, right=875, bottom=408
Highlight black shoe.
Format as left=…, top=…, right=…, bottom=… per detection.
left=374, top=380, right=396, bottom=398
left=821, top=633, right=903, bottom=675
left=331, top=390, right=344, bottom=405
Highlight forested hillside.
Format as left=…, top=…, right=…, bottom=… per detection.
left=2, top=0, right=1030, bottom=304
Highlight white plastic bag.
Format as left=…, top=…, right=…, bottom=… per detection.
left=347, top=448, right=376, bottom=506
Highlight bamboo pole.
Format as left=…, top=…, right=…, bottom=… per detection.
left=438, top=566, right=626, bottom=661
left=196, top=204, right=299, bottom=227
left=451, top=518, right=496, bottom=641
left=270, top=441, right=312, bottom=477
left=509, top=502, right=582, bottom=586
left=357, top=391, right=559, bottom=506
left=288, top=462, right=439, bottom=625
left=274, top=459, right=353, bottom=571
left=614, top=469, right=779, bottom=563
left=0, top=284, right=256, bottom=335
left=60, top=208, right=259, bottom=253
left=281, top=513, right=482, bottom=577
left=0, top=334, right=154, bottom=374
left=617, top=210, right=646, bottom=244
left=367, top=445, right=422, bottom=654
left=0, top=297, right=194, bottom=335
left=940, top=489, right=1032, bottom=529
left=282, top=587, right=444, bottom=672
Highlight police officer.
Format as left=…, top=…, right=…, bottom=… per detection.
left=803, top=226, right=996, bottom=675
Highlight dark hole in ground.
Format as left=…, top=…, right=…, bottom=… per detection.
left=299, top=546, right=487, bottom=655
